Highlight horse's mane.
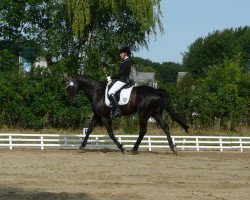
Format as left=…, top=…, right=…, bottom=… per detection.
left=76, top=74, right=107, bottom=89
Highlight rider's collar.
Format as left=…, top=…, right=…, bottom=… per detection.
left=123, top=56, right=130, bottom=61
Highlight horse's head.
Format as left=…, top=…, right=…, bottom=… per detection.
left=65, top=77, right=79, bottom=105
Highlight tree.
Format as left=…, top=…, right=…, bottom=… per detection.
left=133, top=57, right=186, bottom=84
left=1, top=1, right=164, bottom=76
left=0, top=0, right=54, bottom=43
left=66, top=0, right=163, bottom=40
left=183, top=26, right=250, bottom=77
left=191, top=56, right=248, bottom=130
left=0, top=0, right=166, bottom=130
left=0, top=49, right=19, bottom=72
left=66, top=0, right=164, bottom=78
left=0, top=66, right=92, bottom=129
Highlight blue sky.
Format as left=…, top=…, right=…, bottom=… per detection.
left=134, top=0, right=250, bottom=63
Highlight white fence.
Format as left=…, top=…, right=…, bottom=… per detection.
left=1, top=131, right=250, bottom=152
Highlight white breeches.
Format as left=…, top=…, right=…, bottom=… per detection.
left=108, top=81, right=126, bottom=95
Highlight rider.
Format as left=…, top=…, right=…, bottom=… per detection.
left=108, top=46, right=132, bottom=118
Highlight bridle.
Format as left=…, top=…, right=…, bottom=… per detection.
left=66, top=81, right=75, bottom=88
left=66, top=80, right=80, bottom=102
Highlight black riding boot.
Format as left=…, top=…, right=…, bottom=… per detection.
left=109, top=94, right=121, bottom=118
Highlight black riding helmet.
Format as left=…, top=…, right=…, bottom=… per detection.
left=119, top=46, right=131, bottom=56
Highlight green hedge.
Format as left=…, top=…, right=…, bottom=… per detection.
left=0, top=68, right=91, bottom=130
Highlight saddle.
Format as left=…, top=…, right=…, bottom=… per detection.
left=105, top=81, right=134, bottom=107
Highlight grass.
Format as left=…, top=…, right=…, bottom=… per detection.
left=0, top=123, right=249, bottom=136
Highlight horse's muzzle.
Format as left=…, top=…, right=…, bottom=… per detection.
left=67, top=96, right=77, bottom=105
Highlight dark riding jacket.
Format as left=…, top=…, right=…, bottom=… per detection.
left=111, top=58, right=132, bottom=83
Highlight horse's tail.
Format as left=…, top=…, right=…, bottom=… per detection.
left=157, top=89, right=189, bottom=133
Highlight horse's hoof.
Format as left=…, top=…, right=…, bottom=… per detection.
left=130, top=148, right=139, bottom=154
left=170, top=144, right=178, bottom=155
left=79, top=145, right=85, bottom=150
left=120, top=147, right=125, bottom=154
left=173, top=149, right=178, bottom=155
left=172, top=147, right=178, bottom=155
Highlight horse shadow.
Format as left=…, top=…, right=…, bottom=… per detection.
left=0, top=186, right=96, bottom=200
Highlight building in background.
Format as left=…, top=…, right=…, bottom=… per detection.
left=131, top=70, right=157, bottom=88
left=177, top=72, right=188, bottom=83
left=0, top=41, right=47, bottom=72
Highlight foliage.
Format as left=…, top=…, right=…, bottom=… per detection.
left=0, top=49, right=19, bottom=72
left=173, top=56, right=248, bottom=130
left=0, top=68, right=91, bottom=129
left=164, top=74, right=196, bottom=125
left=178, top=26, right=250, bottom=130
left=122, top=115, right=139, bottom=134
left=0, top=0, right=166, bottom=130
left=133, top=57, right=186, bottom=85
left=162, top=55, right=249, bottom=131
left=183, top=26, right=250, bottom=77
left=1, top=1, right=249, bottom=132
left=66, top=0, right=163, bottom=39
left=0, top=0, right=165, bottom=76
left=66, top=0, right=164, bottom=78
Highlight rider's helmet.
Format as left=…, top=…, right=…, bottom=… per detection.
left=119, top=46, right=131, bottom=56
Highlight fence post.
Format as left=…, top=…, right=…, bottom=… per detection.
left=219, top=138, right=223, bottom=152
left=41, top=136, right=44, bottom=150
left=64, top=136, right=68, bottom=148
left=239, top=138, right=243, bottom=152
left=96, top=136, right=99, bottom=146
left=182, top=139, right=186, bottom=151
left=9, top=135, right=12, bottom=150
left=196, top=137, right=199, bottom=151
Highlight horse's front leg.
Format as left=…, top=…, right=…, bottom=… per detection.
left=79, top=114, right=99, bottom=150
left=101, top=117, right=125, bottom=154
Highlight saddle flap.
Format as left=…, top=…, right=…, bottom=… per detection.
left=105, top=85, right=134, bottom=107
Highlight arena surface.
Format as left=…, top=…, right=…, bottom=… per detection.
left=0, top=148, right=249, bottom=200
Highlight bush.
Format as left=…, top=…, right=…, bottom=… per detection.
left=191, top=56, right=248, bottom=130
left=0, top=67, right=92, bottom=130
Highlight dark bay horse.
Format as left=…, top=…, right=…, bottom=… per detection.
left=66, top=74, right=189, bottom=154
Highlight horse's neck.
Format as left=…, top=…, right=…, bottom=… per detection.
left=78, top=75, right=103, bottom=101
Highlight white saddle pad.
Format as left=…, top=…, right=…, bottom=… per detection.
left=105, top=85, right=134, bottom=107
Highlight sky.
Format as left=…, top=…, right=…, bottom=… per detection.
left=134, top=0, right=250, bottom=64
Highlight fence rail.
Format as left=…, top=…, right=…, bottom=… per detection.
left=0, top=132, right=250, bottom=152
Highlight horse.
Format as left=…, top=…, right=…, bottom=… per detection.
left=66, top=74, right=189, bottom=154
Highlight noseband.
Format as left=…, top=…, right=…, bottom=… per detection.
left=66, top=81, right=75, bottom=88
left=66, top=81, right=80, bottom=101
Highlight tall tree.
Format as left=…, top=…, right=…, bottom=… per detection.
left=66, top=0, right=163, bottom=73
left=192, top=56, right=248, bottom=129
left=183, top=26, right=250, bottom=77
left=66, top=0, right=163, bottom=40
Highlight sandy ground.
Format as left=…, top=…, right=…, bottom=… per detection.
left=0, top=148, right=249, bottom=200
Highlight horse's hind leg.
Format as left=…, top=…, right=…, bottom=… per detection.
left=131, top=114, right=149, bottom=153
left=80, top=114, right=99, bottom=150
left=101, top=117, right=125, bottom=154
left=153, top=114, right=177, bottom=154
